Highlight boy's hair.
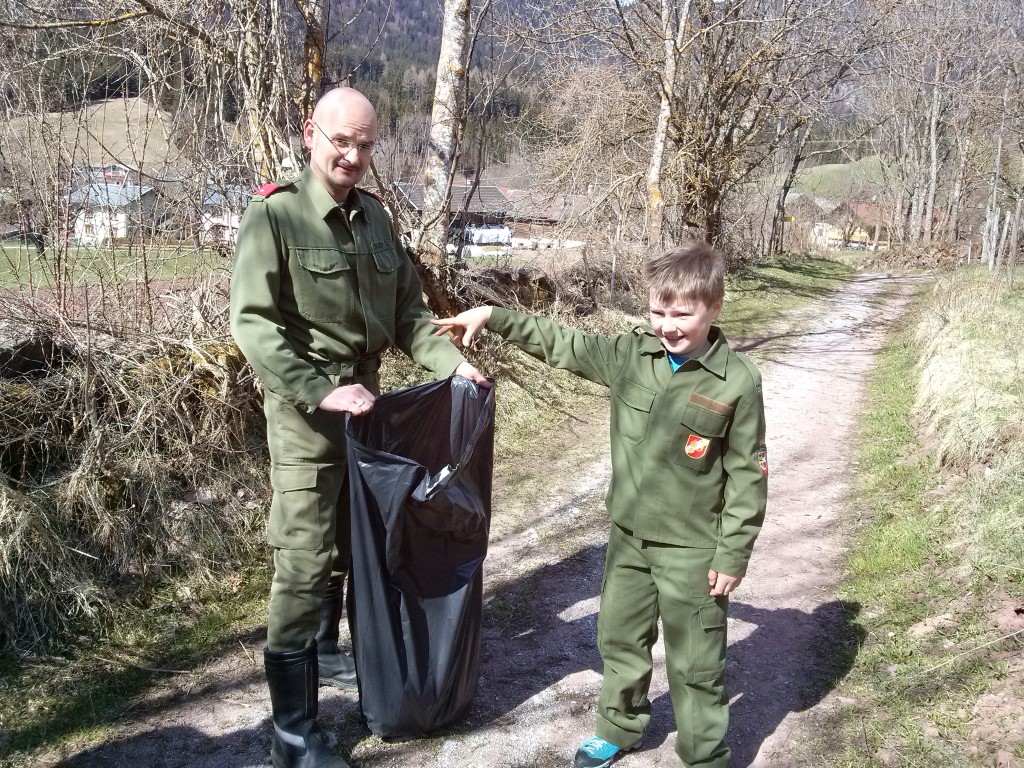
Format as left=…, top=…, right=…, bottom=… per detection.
left=645, top=241, right=725, bottom=306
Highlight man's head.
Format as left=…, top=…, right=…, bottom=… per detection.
left=303, top=88, right=378, bottom=203
left=645, top=242, right=725, bottom=358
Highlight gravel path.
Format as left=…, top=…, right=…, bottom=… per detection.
left=35, top=272, right=927, bottom=768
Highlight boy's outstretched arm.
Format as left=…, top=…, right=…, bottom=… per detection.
left=431, top=306, right=493, bottom=348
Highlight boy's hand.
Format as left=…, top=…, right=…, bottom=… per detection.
left=708, top=569, right=742, bottom=596
left=431, top=306, right=493, bottom=348
left=455, top=361, right=492, bottom=388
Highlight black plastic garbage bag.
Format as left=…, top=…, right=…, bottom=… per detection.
left=346, top=375, right=495, bottom=739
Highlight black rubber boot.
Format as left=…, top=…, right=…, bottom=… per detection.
left=264, top=643, right=349, bottom=768
left=315, top=574, right=358, bottom=690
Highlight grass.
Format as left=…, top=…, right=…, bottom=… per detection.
left=790, top=157, right=886, bottom=200
left=0, top=565, right=271, bottom=763
left=812, top=268, right=1024, bottom=767
left=719, top=254, right=856, bottom=339
left=0, top=254, right=861, bottom=765
left=0, top=243, right=226, bottom=288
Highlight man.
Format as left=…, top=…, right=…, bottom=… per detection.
left=230, top=87, right=488, bottom=768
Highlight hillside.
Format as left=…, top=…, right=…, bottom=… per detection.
left=792, top=157, right=886, bottom=200
left=2, top=97, right=183, bottom=176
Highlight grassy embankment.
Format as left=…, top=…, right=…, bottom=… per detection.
left=818, top=267, right=1024, bottom=766
left=0, top=254, right=854, bottom=764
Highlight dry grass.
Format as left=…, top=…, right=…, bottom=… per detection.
left=913, top=269, right=1024, bottom=470
left=0, top=292, right=268, bottom=652
left=912, top=268, right=1024, bottom=584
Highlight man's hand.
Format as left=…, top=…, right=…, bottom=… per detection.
left=431, top=306, right=493, bottom=348
left=708, top=569, right=742, bottom=596
left=318, top=383, right=376, bottom=414
left=455, top=361, right=492, bottom=388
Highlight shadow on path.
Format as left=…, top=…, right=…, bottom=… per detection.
left=637, top=600, right=864, bottom=765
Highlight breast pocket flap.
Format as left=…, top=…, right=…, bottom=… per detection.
left=372, top=245, right=400, bottom=273
left=616, top=378, right=656, bottom=413
left=681, top=401, right=730, bottom=437
left=294, top=247, right=350, bottom=275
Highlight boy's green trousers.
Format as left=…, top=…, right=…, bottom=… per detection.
left=262, top=371, right=379, bottom=652
left=595, top=523, right=730, bottom=767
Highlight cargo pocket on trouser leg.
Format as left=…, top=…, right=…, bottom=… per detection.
left=675, top=597, right=730, bottom=767
left=266, top=464, right=346, bottom=650
left=268, top=464, right=346, bottom=551
left=269, top=465, right=323, bottom=550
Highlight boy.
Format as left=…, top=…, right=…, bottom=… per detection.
left=432, top=242, right=768, bottom=767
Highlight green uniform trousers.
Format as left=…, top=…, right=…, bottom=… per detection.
left=595, top=523, right=730, bottom=767
left=263, top=371, right=379, bottom=651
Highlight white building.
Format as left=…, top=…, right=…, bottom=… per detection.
left=201, top=186, right=247, bottom=244
left=70, top=182, right=155, bottom=247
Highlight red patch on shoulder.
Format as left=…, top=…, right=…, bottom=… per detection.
left=254, top=182, right=280, bottom=197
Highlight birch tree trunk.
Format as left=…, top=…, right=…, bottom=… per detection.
left=645, top=0, right=691, bottom=247
left=946, top=133, right=971, bottom=241
left=995, top=209, right=1012, bottom=271
left=922, top=57, right=943, bottom=242
left=417, top=0, right=470, bottom=316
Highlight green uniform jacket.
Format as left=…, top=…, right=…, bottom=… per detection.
left=487, top=308, right=768, bottom=577
left=229, top=168, right=464, bottom=411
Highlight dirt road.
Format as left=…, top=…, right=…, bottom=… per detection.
left=40, top=272, right=925, bottom=768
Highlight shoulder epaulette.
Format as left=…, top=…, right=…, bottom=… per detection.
left=253, top=182, right=281, bottom=198
left=359, top=188, right=387, bottom=207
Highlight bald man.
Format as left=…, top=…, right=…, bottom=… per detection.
left=230, top=87, right=488, bottom=768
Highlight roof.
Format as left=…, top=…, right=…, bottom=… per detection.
left=393, top=182, right=511, bottom=216
left=503, top=188, right=589, bottom=223
left=70, top=182, right=153, bottom=207
left=203, top=185, right=248, bottom=208
left=786, top=191, right=840, bottom=214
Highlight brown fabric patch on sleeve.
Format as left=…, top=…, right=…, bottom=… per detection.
left=688, top=392, right=734, bottom=416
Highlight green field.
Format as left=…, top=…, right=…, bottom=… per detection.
left=0, top=243, right=227, bottom=288
left=790, top=156, right=887, bottom=200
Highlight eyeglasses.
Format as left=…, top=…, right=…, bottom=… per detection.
left=311, top=121, right=376, bottom=157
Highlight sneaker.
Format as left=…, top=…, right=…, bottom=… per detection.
left=574, top=736, right=625, bottom=768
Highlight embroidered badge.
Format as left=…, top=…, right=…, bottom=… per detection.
left=685, top=434, right=710, bottom=459
left=758, top=447, right=768, bottom=476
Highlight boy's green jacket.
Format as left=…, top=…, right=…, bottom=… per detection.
left=487, top=308, right=768, bottom=578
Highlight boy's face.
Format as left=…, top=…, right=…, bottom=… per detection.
left=649, top=290, right=723, bottom=358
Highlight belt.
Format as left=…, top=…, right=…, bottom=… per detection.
left=311, top=355, right=381, bottom=377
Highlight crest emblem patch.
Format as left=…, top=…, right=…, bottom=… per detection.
left=685, top=434, right=710, bottom=459
left=758, top=448, right=768, bottom=476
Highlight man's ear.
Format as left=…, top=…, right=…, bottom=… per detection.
left=301, top=120, right=315, bottom=151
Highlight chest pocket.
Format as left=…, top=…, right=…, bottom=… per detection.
left=291, top=246, right=357, bottom=323
left=672, top=400, right=731, bottom=472
left=613, top=378, right=656, bottom=446
left=363, top=244, right=401, bottom=324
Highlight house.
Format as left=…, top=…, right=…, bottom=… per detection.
left=785, top=191, right=888, bottom=251
left=392, top=182, right=512, bottom=228
left=201, top=185, right=247, bottom=244
left=824, top=199, right=889, bottom=249
left=503, top=188, right=590, bottom=239
left=69, top=182, right=156, bottom=247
